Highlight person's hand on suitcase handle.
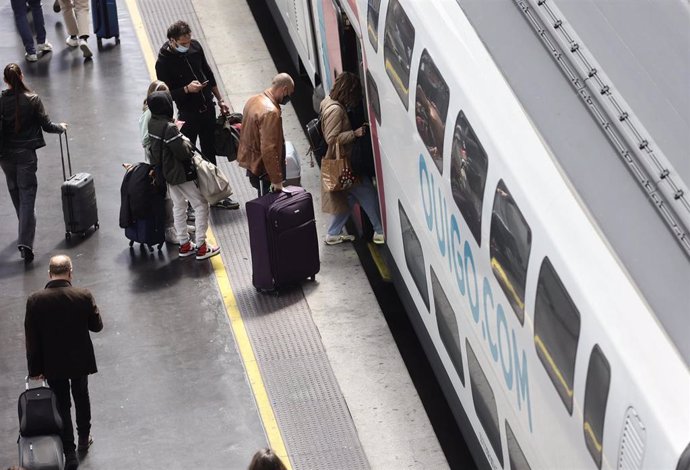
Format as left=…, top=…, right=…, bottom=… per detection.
left=59, top=122, right=68, bottom=133
left=270, top=182, right=283, bottom=193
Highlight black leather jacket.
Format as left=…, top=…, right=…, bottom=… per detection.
left=0, top=89, right=63, bottom=151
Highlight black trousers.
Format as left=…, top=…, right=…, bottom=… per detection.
left=179, top=105, right=217, bottom=165
left=48, top=376, right=91, bottom=454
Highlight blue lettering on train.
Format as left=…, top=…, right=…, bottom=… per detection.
left=419, top=154, right=533, bottom=432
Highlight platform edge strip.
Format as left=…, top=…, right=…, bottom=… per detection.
left=124, top=0, right=291, bottom=465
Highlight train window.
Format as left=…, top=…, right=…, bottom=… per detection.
left=489, top=180, right=532, bottom=324
left=383, top=0, right=415, bottom=109
left=467, top=340, right=504, bottom=467
left=584, top=345, right=611, bottom=470
left=431, top=267, right=465, bottom=386
left=506, top=421, right=532, bottom=470
left=366, top=70, right=381, bottom=125
left=534, top=257, right=581, bottom=414
left=415, top=49, right=449, bottom=173
left=399, top=201, right=429, bottom=310
left=367, top=0, right=381, bottom=51
left=450, top=111, right=489, bottom=246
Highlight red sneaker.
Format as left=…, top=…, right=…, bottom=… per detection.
left=178, top=241, right=197, bottom=257
left=195, top=243, right=220, bottom=260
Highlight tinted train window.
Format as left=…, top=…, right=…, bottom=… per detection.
left=383, top=0, right=415, bottom=109
left=489, top=180, right=532, bottom=324
left=367, top=0, right=381, bottom=51
left=584, top=345, right=611, bottom=469
left=432, top=267, right=465, bottom=386
left=399, top=201, right=429, bottom=310
left=451, top=111, right=489, bottom=246
left=506, top=421, right=532, bottom=470
left=534, top=257, right=581, bottom=414
left=415, top=50, right=449, bottom=173
left=467, top=340, right=503, bottom=467
left=366, top=70, right=381, bottom=125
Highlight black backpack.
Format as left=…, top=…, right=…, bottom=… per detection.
left=18, top=378, right=63, bottom=437
left=214, top=112, right=243, bottom=161
left=306, top=117, right=327, bottom=167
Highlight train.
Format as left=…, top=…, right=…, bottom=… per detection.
left=262, top=0, right=690, bottom=468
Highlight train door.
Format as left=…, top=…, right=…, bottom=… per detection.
left=328, top=0, right=382, bottom=239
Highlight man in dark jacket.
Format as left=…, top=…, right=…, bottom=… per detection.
left=155, top=20, right=238, bottom=209
left=25, top=255, right=103, bottom=469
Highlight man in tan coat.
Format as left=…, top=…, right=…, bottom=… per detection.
left=237, top=73, right=294, bottom=196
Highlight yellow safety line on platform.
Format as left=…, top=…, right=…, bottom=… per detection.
left=123, top=1, right=291, bottom=466
left=367, top=243, right=391, bottom=281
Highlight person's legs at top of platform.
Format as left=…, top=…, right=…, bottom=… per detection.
left=59, top=0, right=92, bottom=58
left=10, top=0, right=52, bottom=62
left=0, top=150, right=38, bottom=257
left=348, top=177, right=385, bottom=244
left=168, top=181, right=219, bottom=261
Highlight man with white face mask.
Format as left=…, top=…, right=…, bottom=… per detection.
left=155, top=20, right=239, bottom=210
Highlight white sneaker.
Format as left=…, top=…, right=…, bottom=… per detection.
left=37, top=42, right=53, bottom=54
left=79, top=38, right=93, bottom=58
left=373, top=232, right=385, bottom=245
left=324, top=234, right=356, bottom=245
left=25, top=53, right=38, bottom=62
left=66, top=36, right=79, bottom=47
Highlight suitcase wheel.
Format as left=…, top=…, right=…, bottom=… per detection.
left=129, top=240, right=134, bottom=248
left=310, top=275, right=316, bottom=281
left=157, top=243, right=163, bottom=251
left=97, top=38, right=102, bottom=50
left=65, top=232, right=71, bottom=240
left=147, top=244, right=154, bottom=253
left=95, top=223, right=100, bottom=230
left=80, top=232, right=87, bottom=238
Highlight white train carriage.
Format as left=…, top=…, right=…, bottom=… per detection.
left=265, top=0, right=690, bottom=468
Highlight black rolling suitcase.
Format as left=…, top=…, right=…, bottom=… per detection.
left=60, top=133, right=99, bottom=240
left=91, top=0, right=120, bottom=50
left=17, top=377, right=65, bottom=470
left=18, top=435, right=65, bottom=470
left=120, top=163, right=166, bottom=251
left=246, top=186, right=320, bottom=292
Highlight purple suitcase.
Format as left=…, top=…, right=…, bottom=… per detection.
left=246, top=186, right=320, bottom=291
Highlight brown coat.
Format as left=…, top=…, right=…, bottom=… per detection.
left=320, top=96, right=356, bottom=214
left=237, top=91, right=285, bottom=184
left=25, top=280, right=103, bottom=380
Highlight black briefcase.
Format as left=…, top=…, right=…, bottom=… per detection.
left=18, top=377, right=63, bottom=437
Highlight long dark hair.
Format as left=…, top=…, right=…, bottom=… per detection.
left=4, top=63, right=31, bottom=133
left=247, top=449, right=287, bottom=470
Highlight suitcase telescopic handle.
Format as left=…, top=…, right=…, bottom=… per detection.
left=59, top=130, right=72, bottom=181
left=25, top=375, right=47, bottom=389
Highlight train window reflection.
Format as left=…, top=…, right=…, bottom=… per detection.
left=489, top=180, right=532, bottom=324
left=366, top=70, right=381, bottom=125
left=383, top=0, right=415, bottom=109
left=431, top=268, right=465, bottom=386
left=584, top=345, right=611, bottom=470
left=534, top=257, right=581, bottom=414
left=450, top=111, right=488, bottom=245
left=506, top=421, right=532, bottom=470
left=467, top=340, right=504, bottom=467
left=415, top=50, right=449, bottom=173
left=399, top=201, right=429, bottom=310
left=367, top=0, right=381, bottom=51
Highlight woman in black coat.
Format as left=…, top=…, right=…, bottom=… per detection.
left=0, top=63, right=66, bottom=263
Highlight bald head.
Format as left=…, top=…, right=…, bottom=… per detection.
left=269, top=73, right=294, bottom=105
left=49, top=255, right=73, bottom=279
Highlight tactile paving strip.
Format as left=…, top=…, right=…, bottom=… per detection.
left=136, top=2, right=369, bottom=468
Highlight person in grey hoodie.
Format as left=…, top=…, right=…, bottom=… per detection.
left=146, top=90, right=220, bottom=260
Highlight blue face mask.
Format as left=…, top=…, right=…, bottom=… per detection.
left=175, top=44, right=189, bottom=53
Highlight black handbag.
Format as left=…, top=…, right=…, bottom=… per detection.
left=214, top=112, right=242, bottom=160
left=18, top=377, right=63, bottom=437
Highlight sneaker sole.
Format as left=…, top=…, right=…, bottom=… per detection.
left=178, top=250, right=196, bottom=257
left=80, top=44, right=93, bottom=58
left=196, top=250, right=220, bottom=260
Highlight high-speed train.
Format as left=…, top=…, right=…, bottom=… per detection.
left=263, top=0, right=690, bottom=468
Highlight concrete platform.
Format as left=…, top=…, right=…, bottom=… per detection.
left=0, top=0, right=449, bottom=468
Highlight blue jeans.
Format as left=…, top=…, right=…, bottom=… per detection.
left=328, top=177, right=383, bottom=236
left=10, top=0, right=46, bottom=54
left=0, top=149, right=38, bottom=250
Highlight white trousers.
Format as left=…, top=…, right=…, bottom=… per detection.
left=168, top=181, right=209, bottom=246
left=59, top=0, right=90, bottom=37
